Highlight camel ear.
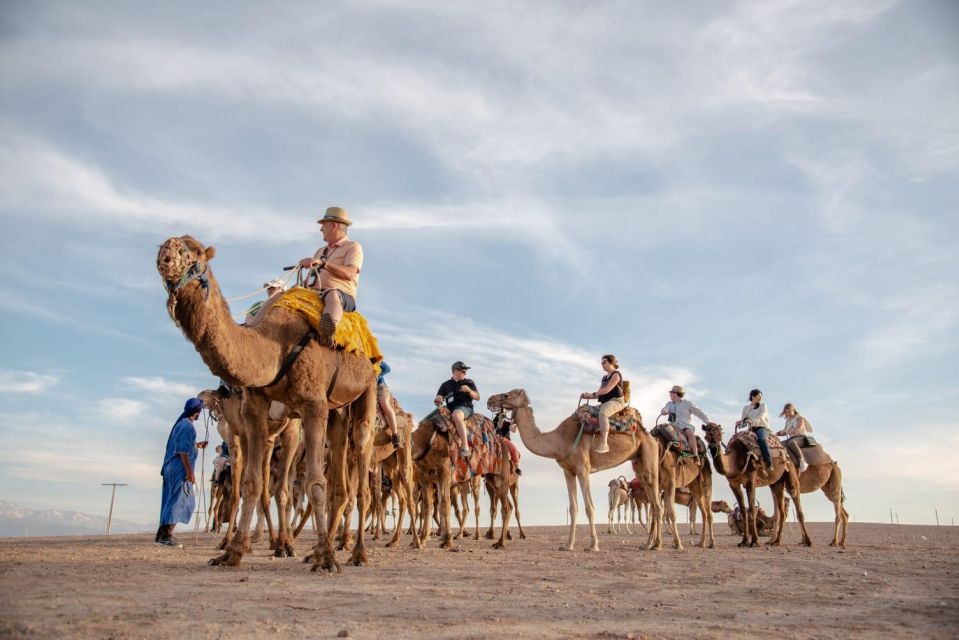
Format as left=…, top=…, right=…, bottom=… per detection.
left=205, top=246, right=216, bottom=260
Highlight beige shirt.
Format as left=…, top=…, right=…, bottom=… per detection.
left=783, top=415, right=811, bottom=437
left=740, top=402, right=769, bottom=429
left=313, top=237, right=363, bottom=299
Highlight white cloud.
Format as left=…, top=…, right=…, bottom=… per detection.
left=0, top=370, right=60, bottom=394
left=121, top=376, right=200, bottom=398
left=97, top=398, right=148, bottom=421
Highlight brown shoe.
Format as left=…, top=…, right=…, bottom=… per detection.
left=318, top=313, right=336, bottom=347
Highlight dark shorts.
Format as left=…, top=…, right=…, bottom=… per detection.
left=450, top=405, right=474, bottom=420
left=321, top=289, right=356, bottom=312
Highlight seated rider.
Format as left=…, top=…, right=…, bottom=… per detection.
left=736, top=389, right=773, bottom=471
left=245, top=279, right=286, bottom=325
left=776, top=403, right=811, bottom=473
left=580, top=354, right=625, bottom=454
left=434, top=361, right=480, bottom=460
left=377, top=361, right=402, bottom=448
left=297, top=207, right=363, bottom=347
left=213, top=440, right=230, bottom=484
left=493, top=410, right=522, bottom=476
left=659, top=385, right=710, bottom=464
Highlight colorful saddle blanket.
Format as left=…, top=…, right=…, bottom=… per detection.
left=269, top=287, right=384, bottom=370
left=651, top=423, right=706, bottom=455
left=728, top=429, right=786, bottom=462
left=628, top=477, right=644, bottom=492
left=425, top=407, right=503, bottom=483
left=575, top=405, right=643, bottom=434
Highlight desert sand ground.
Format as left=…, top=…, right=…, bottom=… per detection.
left=0, top=522, right=956, bottom=639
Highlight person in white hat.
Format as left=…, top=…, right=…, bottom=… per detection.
left=297, top=206, right=364, bottom=346
left=245, top=279, right=287, bottom=325
left=660, top=385, right=710, bottom=464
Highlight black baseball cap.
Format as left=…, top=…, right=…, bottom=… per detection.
left=451, top=361, right=470, bottom=371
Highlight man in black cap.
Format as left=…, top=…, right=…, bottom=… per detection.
left=434, top=361, right=480, bottom=459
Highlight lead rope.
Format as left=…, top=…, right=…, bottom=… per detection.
left=225, top=269, right=298, bottom=303
left=193, top=409, right=211, bottom=545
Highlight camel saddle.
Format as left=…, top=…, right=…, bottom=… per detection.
left=425, top=407, right=503, bottom=483
left=651, top=423, right=706, bottom=456
left=575, top=405, right=642, bottom=434
left=784, top=436, right=834, bottom=468
left=728, top=429, right=786, bottom=463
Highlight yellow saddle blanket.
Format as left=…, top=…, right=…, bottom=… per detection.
left=270, top=287, right=384, bottom=367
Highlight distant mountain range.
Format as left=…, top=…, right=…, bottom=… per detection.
left=0, top=500, right=150, bottom=537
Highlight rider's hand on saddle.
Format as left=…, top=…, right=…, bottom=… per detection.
left=434, top=397, right=443, bottom=406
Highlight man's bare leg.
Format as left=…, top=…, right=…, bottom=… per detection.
left=320, top=289, right=344, bottom=345
left=452, top=410, right=470, bottom=458
left=685, top=428, right=699, bottom=463
left=378, top=389, right=400, bottom=446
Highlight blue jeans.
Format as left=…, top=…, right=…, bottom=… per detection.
left=753, top=427, right=772, bottom=466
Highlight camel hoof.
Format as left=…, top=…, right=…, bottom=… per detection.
left=385, top=540, right=398, bottom=548
left=208, top=551, right=241, bottom=567
left=738, top=541, right=749, bottom=548
left=216, top=540, right=227, bottom=551
left=519, top=532, right=527, bottom=540
left=492, top=542, right=505, bottom=550
left=349, top=549, right=368, bottom=566
left=803, top=540, right=813, bottom=547
left=506, top=531, right=513, bottom=540
left=583, top=545, right=599, bottom=553
left=311, top=560, right=341, bottom=574
left=765, top=541, right=780, bottom=548
left=484, top=531, right=494, bottom=540
left=558, top=545, right=573, bottom=551
left=473, top=533, right=480, bottom=541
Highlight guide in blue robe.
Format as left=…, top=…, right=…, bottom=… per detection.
left=159, top=411, right=199, bottom=526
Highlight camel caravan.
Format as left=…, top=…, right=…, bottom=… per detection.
left=155, top=206, right=849, bottom=571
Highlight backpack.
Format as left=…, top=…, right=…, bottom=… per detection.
left=621, top=379, right=631, bottom=405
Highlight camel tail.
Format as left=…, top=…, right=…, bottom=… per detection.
left=840, top=488, right=846, bottom=504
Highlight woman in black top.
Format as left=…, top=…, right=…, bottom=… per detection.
left=580, top=354, right=625, bottom=453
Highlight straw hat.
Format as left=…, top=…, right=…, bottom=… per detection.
left=263, top=279, right=286, bottom=290
left=669, top=385, right=685, bottom=395
left=317, top=206, right=352, bottom=227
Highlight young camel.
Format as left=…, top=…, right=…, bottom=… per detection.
left=486, top=389, right=663, bottom=552
left=451, top=476, right=482, bottom=540
left=158, top=236, right=377, bottom=572
left=702, top=423, right=811, bottom=548
left=607, top=478, right=633, bottom=534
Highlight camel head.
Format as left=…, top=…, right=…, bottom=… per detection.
left=157, top=235, right=217, bottom=323
left=486, top=389, right=529, bottom=413
left=702, top=422, right=724, bottom=447
left=197, top=388, right=225, bottom=422
left=712, top=500, right=733, bottom=514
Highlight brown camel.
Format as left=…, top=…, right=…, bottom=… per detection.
left=368, top=397, right=416, bottom=547
left=628, top=481, right=650, bottom=531
left=157, top=236, right=377, bottom=572
left=483, top=470, right=526, bottom=542
left=451, top=476, right=482, bottom=540
left=607, top=477, right=632, bottom=534
left=197, top=388, right=300, bottom=554
left=649, top=422, right=716, bottom=549
left=781, top=442, right=849, bottom=547
left=702, top=423, right=811, bottom=548
left=486, top=390, right=663, bottom=551
left=670, top=489, right=732, bottom=536
left=410, top=411, right=518, bottom=549
left=728, top=503, right=776, bottom=536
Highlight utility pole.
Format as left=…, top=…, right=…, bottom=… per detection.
left=935, top=508, right=939, bottom=526
left=101, top=483, right=128, bottom=535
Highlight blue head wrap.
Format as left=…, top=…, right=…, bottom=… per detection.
left=183, top=397, right=204, bottom=413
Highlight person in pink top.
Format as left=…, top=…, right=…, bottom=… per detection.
left=297, top=206, right=364, bottom=346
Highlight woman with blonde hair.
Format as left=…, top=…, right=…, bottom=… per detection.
left=777, top=403, right=811, bottom=473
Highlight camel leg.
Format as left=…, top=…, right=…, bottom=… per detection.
left=218, top=433, right=243, bottom=551
left=662, top=470, right=683, bottom=551
left=730, top=483, right=749, bottom=547
left=689, top=503, right=697, bottom=536
left=438, top=466, right=455, bottom=549
left=560, top=468, right=578, bottom=551
left=209, top=397, right=269, bottom=567
left=348, top=387, right=376, bottom=566
left=452, top=486, right=466, bottom=540
left=301, top=403, right=339, bottom=574
left=326, top=414, right=352, bottom=552
left=577, top=467, right=599, bottom=552
left=485, top=480, right=497, bottom=539
left=825, top=464, right=848, bottom=548
left=786, top=470, right=812, bottom=547
left=492, top=478, right=513, bottom=550
left=633, top=440, right=663, bottom=550
left=767, top=481, right=788, bottom=547
left=745, top=482, right=760, bottom=547
left=607, top=491, right=617, bottom=535
left=511, top=481, right=526, bottom=539
left=271, top=425, right=299, bottom=558
left=624, top=497, right=633, bottom=535
left=472, top=478, right=481, bottom=541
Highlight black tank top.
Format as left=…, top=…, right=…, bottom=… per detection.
left=597, top=371, right=623, bottom=403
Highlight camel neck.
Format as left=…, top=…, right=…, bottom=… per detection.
left=512, top=405, right=564, bottom=459
left=174, top=271, right=289, bottom=387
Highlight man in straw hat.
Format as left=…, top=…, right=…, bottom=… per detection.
left=298, top=206, right=364, bottom=346
left=659, top=385, right=711, bottom=464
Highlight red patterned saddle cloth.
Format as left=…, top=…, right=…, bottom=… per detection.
left=428, top=407, right=502, bottom=483
left=728, top=429, right=785, bottom=460
left=575, top=405, right=643, bottom=434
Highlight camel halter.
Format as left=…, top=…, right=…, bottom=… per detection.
left=165, top=260, right=210, bottom=299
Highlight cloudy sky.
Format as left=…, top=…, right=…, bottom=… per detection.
left=1, top=0, right=957, bottom=532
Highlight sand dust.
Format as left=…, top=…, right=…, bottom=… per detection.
left=1, top=522, right=956, bottom=639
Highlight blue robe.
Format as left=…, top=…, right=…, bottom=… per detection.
left=159, top=416, right=198, bottom=525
